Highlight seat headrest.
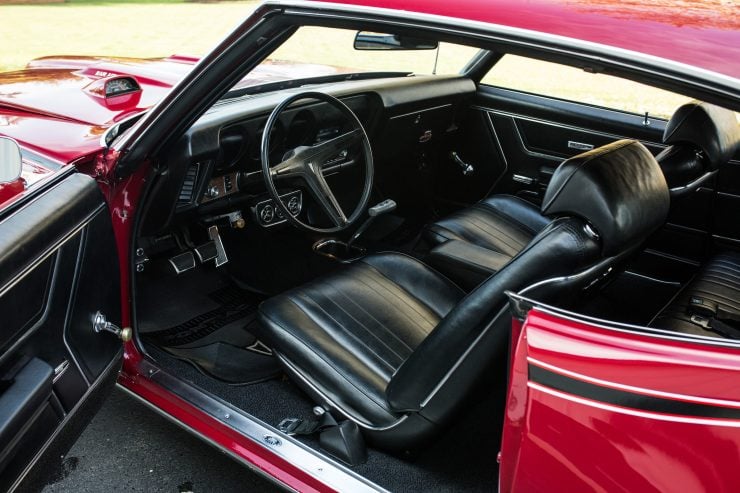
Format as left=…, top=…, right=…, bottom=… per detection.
left=664, top=101, right=740, bottom=170
left=541, top=140, right=669, bottom=256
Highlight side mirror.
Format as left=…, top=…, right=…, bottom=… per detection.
left=0, top=137, right=22, bottom=184
left=353, top=31, right=438, bottom=51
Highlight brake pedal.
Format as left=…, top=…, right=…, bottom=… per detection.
left=194, top=242, right=218, bottom=263
left=168, top=251, right=196, bottom=274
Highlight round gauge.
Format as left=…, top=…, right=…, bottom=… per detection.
left=260, top=204, right=275, bottom=223
left=287, top=196, right=301, bottom=216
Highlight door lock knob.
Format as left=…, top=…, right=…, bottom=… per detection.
left=93, top=311, right=132, bottom=342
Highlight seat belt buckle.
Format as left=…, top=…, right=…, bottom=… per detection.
left=688, top=296, right=718, bottom=319
left=277, top=418, right=303, bottom=435
left=690, top=314, right=712, bottom=329
left=277, top=417, right=323, bottom=436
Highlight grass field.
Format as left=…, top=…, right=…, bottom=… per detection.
left=0, top=1, right=260, bottom=72
left=0, top=0, right=693, bottom=118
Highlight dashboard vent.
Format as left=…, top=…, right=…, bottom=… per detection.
left=178, top=163, right=200, bottom=205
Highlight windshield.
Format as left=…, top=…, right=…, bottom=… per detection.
left=227, top=26, right=481, bottom=95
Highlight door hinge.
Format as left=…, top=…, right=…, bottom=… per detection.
left=93, top=311, right=132, bottom=342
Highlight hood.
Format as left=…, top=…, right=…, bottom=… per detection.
left=0, top=55, right=351, bottom=163
left=0, top=55, right=350, bottom=127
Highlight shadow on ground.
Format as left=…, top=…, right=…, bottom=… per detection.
left=42, top=388, right=282, bottom=493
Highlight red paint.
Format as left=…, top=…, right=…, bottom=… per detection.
left=500, top=309, right=740, bottom=492
left=2, top=2, right=739, bottom=490
left=0, top=57, right=356, bottom=165
left=0, top=177, right=24, bottom=207
left=320, top=0, right=740, bottom=79
left=104, top=158, right=335, bottom=491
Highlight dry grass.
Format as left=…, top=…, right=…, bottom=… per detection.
left=0, top=2, right=260, bottom=72
left=0, top=1, right=695, bottom=118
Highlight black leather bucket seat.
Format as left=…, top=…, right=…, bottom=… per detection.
left=258, top=139, right=670, bottom=450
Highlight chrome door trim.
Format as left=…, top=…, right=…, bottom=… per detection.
left=135, top=358, right=387, bottom=493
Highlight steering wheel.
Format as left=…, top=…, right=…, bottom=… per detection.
left=261, top=91, right=374, bottom=234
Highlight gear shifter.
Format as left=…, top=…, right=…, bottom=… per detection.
left=346, top=199, right=397, bottom=252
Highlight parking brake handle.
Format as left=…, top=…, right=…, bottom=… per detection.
left=347, top=199, right=397, bottom=252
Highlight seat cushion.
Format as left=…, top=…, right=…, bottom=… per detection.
left=424, top=195, right=549, bottom=288
left=651, top=251, right=740, bottom=337
left=258, top=252, right=465, bottom=427
left=425, top=195, right=549, bottom=256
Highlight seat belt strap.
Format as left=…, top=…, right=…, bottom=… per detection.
left=277, top=411, right=339, bottom=436
left=688, top=296, right=740, bottom=339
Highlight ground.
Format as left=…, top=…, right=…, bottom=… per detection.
left=41, top=388, right=282, bottom=493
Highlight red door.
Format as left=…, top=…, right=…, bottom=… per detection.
left=500, top=306, right=740, bottom=492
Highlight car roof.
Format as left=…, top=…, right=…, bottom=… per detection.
left=315, top=0, right=740, bottom=80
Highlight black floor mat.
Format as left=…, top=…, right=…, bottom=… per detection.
left=143, top=285, right=281, bottom=385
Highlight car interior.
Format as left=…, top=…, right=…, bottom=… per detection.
left=128, top=23, right=740, bottom=491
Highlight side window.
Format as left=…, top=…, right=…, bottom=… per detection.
left=482, top=55, right=692, bottom=119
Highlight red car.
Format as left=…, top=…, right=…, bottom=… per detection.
left=2, top=1, right=740, bottom=491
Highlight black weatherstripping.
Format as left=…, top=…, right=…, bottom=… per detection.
left=529, top=364, right=740, bottom=420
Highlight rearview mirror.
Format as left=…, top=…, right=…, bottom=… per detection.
left=354, top=31, right=438, bottom=51
left=0, top=137, right=22, bottom=184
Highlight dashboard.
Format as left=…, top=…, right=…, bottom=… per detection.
left=139, top=74, right=476, bottom=236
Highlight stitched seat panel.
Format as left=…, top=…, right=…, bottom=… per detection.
left=651, top=252, right=740, bottom=337
left=258, top=253, right=464, bottom=425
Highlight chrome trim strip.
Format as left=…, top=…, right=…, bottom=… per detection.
left=669, top=170, right=717, bottom=195
left=482, top=111, right=508, bottom=194
left=477, top=107, right=668, bottom=154
left=62, top=226, right=92, bottom=386
left=622, top=270, right=682, bottom=286
left=0, top=204, right=105, bottom=374
left=528, top=356, right=740, bottom=409
left=568, top=140, right=594, bottom=151
left=0, top=200, right=104, bottom=297
left=138, top=358, right=386, bottom=492
left=116, top=384, right=301, bottom=493
left=277, top=354, right=408, bottom=432
left=275, top=1, right=740, bottom=98
left=420, top=304, right=510, bottom=408
left=389, top=103, right=452, bottom=120
left=508, top=292, right=740, bottom=349
left=510, top=117, right=563, bottom=160
left=511, top=174, right=534, bottom=185
left=0, top=252, right=60, bottom=370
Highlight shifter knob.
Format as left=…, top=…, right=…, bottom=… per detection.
left=368, top=199, right=397, bottom=217
left=347, top=199, right=398, bottom=252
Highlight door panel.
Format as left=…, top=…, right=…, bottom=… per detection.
left=0, top=170, right=122, bottom=492
left=501, top=308, right=740, bottom=493
left=456, top=85, right=740, bottom=273
left=471, top=86, right=668, bottom=203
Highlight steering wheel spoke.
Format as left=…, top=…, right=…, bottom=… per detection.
left=305, top=163, right=348, bottom=227
left=270, top=148, right=307, bottom=179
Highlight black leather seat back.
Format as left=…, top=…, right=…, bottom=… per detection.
left=386, top=216, right=600, bottom=420
left=387, top=140, right=670, bottom=421
left=657, top=101, right=740, bottom=190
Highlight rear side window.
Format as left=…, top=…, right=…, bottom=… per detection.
left=482, top=55, right=692, bottom=119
